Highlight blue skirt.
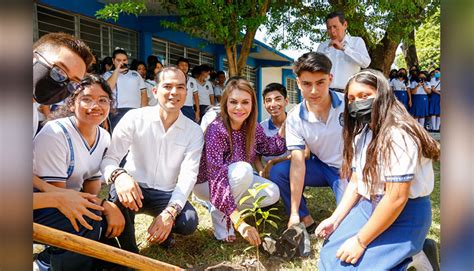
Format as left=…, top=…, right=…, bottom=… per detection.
left=428, top=93, right=440, bottom=115
left=394, top=90, right=409, bottom=109
left=409, top=94, right=429, bottom=117
left=318, top=196, right=432, bottom=270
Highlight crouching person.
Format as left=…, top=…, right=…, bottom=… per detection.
left=100, top=67, right=204, bottom=253
left=193, top=78, right=286, bottom=245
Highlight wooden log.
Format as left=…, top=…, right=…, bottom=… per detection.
left=33, top=223, right=182, bottom=271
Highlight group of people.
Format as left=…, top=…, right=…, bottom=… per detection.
left=32, top=10, right=439, bottom=271
left=389, top=66, right=442, bottom=132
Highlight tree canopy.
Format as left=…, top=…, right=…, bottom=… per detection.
left=96, top=1, right=440, bottom=76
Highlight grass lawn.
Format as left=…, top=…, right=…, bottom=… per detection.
left=102, top=160, right=440, bottom=270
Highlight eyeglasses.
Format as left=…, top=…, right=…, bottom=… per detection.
left=34, top=51, right=83, bottom=93
left=78, top=96, right=111, bottom=107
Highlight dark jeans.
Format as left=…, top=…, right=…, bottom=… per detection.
left=34, top=208, right=103, bottom=271
left=109, top=184, right=199, bottom=253
left=199, top=104, right=211, bottom=123
left=181, top=105, right=196, bottom=122
left=109, top=108, right=134, bottom=132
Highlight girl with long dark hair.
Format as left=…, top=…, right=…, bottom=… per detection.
left=316, top=69, right=439, bottom=270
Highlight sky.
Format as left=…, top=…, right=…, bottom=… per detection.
left=254, top=29, right=319, bottom=60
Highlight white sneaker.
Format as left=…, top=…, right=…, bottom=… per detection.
left=408, top=251, right=433, bottom=271
left=33, top=258, right=50, bottom=271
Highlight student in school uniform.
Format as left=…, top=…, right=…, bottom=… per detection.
left=33, top=74, right=125, bottom=270
left=177, top=57, right=200, bottom=122
left=254, top=83, right=291, bottom=176
left=316, top=69, right=439, bottom=270
left=103, top=49, right=148, bottom=130
left=390, top=68, right=411, bottom=110
left=193, top=78, right=286, bottom=244
left=269, top=52, right=348, bottom=233
left=194, top=64, right=215, bottom=121
left=429, top=68, right=441, bottom=132
left=408, top=70, right=431, bottom=127
left=144, top=60, right=163, bottom=106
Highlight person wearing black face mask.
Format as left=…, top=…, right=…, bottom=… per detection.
left=389, top=69, right=411, bottom=110
left=317, top=69, right=440, bottom=271
left=32, top=33, right=112, bottom=271
left=408, top=70, right=432, bottom=127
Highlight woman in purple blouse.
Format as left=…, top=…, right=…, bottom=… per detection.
left=193, top=78, right=286, bottom=246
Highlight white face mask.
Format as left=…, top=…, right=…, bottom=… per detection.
left=205, top=75, right=210, bottom=81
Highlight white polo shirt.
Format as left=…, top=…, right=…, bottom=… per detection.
left=34, top=117, right=110, bottom=191
left=317, top=34, right=371, bottom=89
left=185, top=77, right=198, bottom=106
left=101, top=105, right=204, bottom=209
left=410, top=80, right=430, bottom=95
left=430, top=78, right=441, bottom=92
left=352, top=126, right=434, bottom=200
left=260, top=117, right=290, bottom=163
left=196, top=80, right=213, bottom=106
left=286, top=90, right=345, bottom=168
left=103, top=70, right=146, bottom=108
left=390, top=78, right=408, bottom=91
left=145, top=79, right=157, bottom=106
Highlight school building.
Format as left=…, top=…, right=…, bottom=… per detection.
left=33, top=0, right=302, bottom=121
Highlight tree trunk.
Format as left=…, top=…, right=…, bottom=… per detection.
left=225, top=42, right=238, bottom=77
left=402, top=29, right=418, bottom=68
left=368, top=32, right=400, bottom=76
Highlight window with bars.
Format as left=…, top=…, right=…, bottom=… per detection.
left=34, top=4, right=138, bottom=60
left=286, top=77, right=300, bottom=104
left=223, top=60, right=256, bottom=88
left=151, top=37, right=216, bottom=71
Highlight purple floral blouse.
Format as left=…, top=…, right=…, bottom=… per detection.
left=197, top=117, right=286, bottom=221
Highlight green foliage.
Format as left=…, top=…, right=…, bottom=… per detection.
left=415, top=7, right=440, bottom=70
left=95, top=0, right=146, bottom=22
left=239, top=182, right=281, bottom=262
left=394, top=52, right=408, bottom=69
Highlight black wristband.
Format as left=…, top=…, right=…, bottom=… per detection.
left=108, top=168, right=127, bottom=184
left=100, top=198, right=107, bottom=207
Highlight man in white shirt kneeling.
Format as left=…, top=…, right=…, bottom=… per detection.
left=101, top=67, right=204, bottom=251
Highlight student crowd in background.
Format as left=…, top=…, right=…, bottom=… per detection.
left=388, top=65, right=441, bottom=132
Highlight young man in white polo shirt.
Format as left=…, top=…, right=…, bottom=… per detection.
left=101, top=67, right=204, bottom=252
left=255, top=83, right=290, bottom=175
left=103, top=48, right=147, bottom=130
left=270, top=52, right=348, bottom=233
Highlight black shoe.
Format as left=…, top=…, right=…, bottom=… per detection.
left=423, top=238, right=440, bottom=271
left=305, top=222, right=318, bottom=234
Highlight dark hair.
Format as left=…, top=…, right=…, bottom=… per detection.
left=33, top=32, right=94, bottom=67
left=48, top=74, right=116, bottom=121
left=176, top=57, right=189, bottom=66
left=199, top=64, right=212, bottom=73
left=112, top=48, right=128, bottom=59
left=191, top=65, right=201, bottom=78
left=147, top=55, right=159, bottom=67
left=100, top=56, right=113, bottom=74
left=389, top=69, right=398, bottom=80
left=293, top=52, right=332, bottom=77
left=219, top=78, right=258, bottom=161
left=131, top=60, right=146, bottom=71
left=341, top=69, right=440, bottom=197
left=326, top=11, right=346, bottom=24
left=146, top=61, right=163, bottom=80
left=263, top=83, right=287, bottom=99
left=217, top=71, right=225, bottom=76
